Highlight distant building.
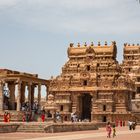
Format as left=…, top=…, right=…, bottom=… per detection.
left=0, top=69, right=49, bottom=121
left=121, top=43, right=140, bottom=121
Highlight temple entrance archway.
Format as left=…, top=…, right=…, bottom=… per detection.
left=79, top=93, right=92, bottom=121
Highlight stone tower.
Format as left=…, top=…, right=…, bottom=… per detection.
left=49, top=42, right=135, bottom=122
left=121, top=43, right=140, bottom=121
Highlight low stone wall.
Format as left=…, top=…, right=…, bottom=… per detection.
left=0, top=111, right=23, bottom=122
left=0, top=123, right=20, bottom=133
left=44, top=122, right=98, bottom=133
left=0, top=122, right=98, bottom=133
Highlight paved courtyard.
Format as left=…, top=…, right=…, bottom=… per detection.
left=0, top=125, right=140, bottom=140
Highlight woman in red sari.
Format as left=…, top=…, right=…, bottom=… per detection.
left=41, top=113, right=45, bottom=122
left=7, top=112, right=11, bottom=122
left=22, top=113, right=26, bottom=122
left=106, top=122, right=112, bottom=138
left=3, top=112, right=7, bottom=122
left=115, top=119, right=118, bottom=127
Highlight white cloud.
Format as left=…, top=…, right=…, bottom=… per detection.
left=0, top=0, right=140, bottom=35
left=0, top=0, right=20, bottom=8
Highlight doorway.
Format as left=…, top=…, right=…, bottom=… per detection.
left=103, top=116, right=107, bottom=122
left=80, top=93, right=92, bottom=121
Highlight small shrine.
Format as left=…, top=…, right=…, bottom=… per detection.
left=43, top=94, right=58, bottom=122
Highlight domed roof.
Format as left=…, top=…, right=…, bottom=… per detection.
left=43, top=94, right=58, bottom=111
left=48, top=94, right=54, bottom=100
left=68, top=47, right=86, bottom=57
left=118, top=75, right=125, bottom=80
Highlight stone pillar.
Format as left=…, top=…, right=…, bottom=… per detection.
left=0, top=81, right=4, bottom=111
left=91, top=93, right=98, bottom=122
left=17, top=81, right=21, bottom=111
left=72, top=93, right=77, bottom=113
left=76, top=94, right=81, bottom=117
left=45, top=85, right=48, bottom=101
left=28, top=83, right=32, bottom=110
left=38, top=84, right=41, bottom=107
left=8, top=83, right=15, bottom=110
left=31, top=85, right=35, bottom=109
left=21, top=83, right=26, bottom=105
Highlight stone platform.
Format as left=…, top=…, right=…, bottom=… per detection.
left=0, top=122, right=98, bottom=133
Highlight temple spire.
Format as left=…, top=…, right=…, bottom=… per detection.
left=84, top=42, right=87, bottom=47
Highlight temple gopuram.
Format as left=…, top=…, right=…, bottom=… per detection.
left=49, top=41, right=135, bottom=123
left=121, top=43, right=140, bottom=121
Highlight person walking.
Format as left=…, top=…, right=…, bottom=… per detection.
left=115, top=119, right=118, bottom=127
left=7, top=112, right=11, bottom=122
left=120, top=120, right=122, bottom=127
left=123, top=120, right=125, bottom=126
left=22, top=113, right=26, bottom=122
left=132, top=121, right=137, bottom=130
left=41, top=112, right=45, bottom=122
left=3, top=112, right=7, bottom=122
left=128, top=120, right=132, bottom=130
left=106, top=122, right=112, bottom=138
left=112, top=124, right=116, bottom=138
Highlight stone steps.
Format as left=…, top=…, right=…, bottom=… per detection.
left=17, top=124, right=47, bottom=133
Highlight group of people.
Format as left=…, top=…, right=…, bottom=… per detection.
left=106, top=122, right=116, bottom=138
left=128, top=120, right=137, bottom=130
left=106, top=120, right=137, bottom=138
left=21, top=101, right=39, bottom=112
left=115, top=120, right=126, bottom=127
left=3, top=112, right=11, bottom=122
left=40, top=111, right=63, bottom=122
left=71, top=112, right=78, bottom=122
left=22, top=111, right=32, bottom=122
left=55, top=111, right=62, bottom=122
left=21, top=101, right=41, bottom=122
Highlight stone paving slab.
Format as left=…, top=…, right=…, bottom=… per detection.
left=0, top=126, right=140, bottom=140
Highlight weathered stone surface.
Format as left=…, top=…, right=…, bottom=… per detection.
left=44, top=122, right=98, bottom=133
left=0, top=123, right=20, bottom=133
left=48, top=42, right=135, bottom=123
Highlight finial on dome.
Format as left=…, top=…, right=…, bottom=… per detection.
left=70, top=43, right=74, bottom=47
left=112, top=41, right=116, bottom=46
left=124, top=43, right=127, bottom=46
left=91, top=42, right=94, bottom=46
left=105, top=41, right=107, bottom=46
left=132, top=44, right=135, bottom=46
left=137, top=43, right=139, bottom=46
left=98, top=41, right=101, bottom=46
left=77, top=43, right=80, bottom=47
left=128, top=44, right=130, bottom=46
left=84, top=42, right=87, bottom=47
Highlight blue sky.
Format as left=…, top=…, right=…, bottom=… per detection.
left=0, top=0, right=140, bottom=79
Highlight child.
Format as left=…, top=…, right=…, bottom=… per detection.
left=112, top=124, right=116, bottom=137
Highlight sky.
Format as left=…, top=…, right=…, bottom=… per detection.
left=0, top=0, right=140, bottom=80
